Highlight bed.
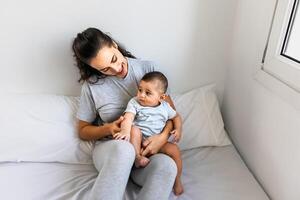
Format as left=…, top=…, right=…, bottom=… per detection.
left=0, top=84, right=269, bottom=200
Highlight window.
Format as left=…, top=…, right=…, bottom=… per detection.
left=262, top=0, right=300, bottom=92
left=281, top=0, right=300, bottom=63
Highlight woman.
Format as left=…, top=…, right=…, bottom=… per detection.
left=72, top=27, right=177, bottom=200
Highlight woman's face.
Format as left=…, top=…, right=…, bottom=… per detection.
left=89, top=45, right=128, bottom=78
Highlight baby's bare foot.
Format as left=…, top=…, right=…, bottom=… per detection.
left=173, top=179, right=184, bottom=196
left=134, top=156, right=150, bottom=168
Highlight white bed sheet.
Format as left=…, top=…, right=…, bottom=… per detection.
left=0, top=145, right=269, bottom=200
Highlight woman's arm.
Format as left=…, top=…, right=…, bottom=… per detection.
left=141, top=118, right=173, bottom=156
left=170, top=113, right=182, bottom=142
left=78, top=117, right=124, bottom=141
left=164, top=95, right=175, bottom=110
left=164, top=95, right=182, bottom=141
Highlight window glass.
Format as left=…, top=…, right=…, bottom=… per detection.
left=281, top=0, right=300, bottom=63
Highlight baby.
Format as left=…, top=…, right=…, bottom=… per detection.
left=114, top=71, right=183, bottom=195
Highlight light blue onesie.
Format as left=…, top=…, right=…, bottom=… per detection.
left=125, top=97, right=177, bottom=137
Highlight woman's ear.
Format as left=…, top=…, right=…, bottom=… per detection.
left=112, top=41, right=118, bottom=49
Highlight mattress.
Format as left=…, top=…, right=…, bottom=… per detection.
left=0, top=145, right=269, bottom=200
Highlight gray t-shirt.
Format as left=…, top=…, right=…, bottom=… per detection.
left=125, top=97, right=176, bottom=137
left=77, top=58, right=156, bottom=124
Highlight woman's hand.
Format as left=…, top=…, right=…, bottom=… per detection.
left=107, top=116, right=124, bottom=136
left=141, top=133, right=168, bottom=157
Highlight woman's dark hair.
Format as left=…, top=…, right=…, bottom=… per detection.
left=72, top=27, right=135, bottom=83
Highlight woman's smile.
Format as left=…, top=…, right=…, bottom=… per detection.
left=117, top=61, right=128, bottom=78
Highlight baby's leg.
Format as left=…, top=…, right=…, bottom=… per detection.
left=160, top=142, right=184, bottom=196
left=130, top=126, right=150, bottom=168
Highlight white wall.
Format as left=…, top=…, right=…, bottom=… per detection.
left=222, top=0, right=300, bottom=199
left=0, top=0, right=237, bottom=100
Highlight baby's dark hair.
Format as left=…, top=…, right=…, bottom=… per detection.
left=141, top=71, right=168, bottom=93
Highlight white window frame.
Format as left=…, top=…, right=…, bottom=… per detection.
left=255, top=0, right=300, bottom=111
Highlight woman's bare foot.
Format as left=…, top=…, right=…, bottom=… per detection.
left=134, top=155, right=150, bottom=168
left=173, top=178, right=184, bottom=196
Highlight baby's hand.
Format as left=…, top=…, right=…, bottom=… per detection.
left=170, top=128, right=182, bottom=143
left=114, top=131, right=130, bottom=141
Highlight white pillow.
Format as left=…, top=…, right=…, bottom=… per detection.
left=172, top=84, right=231, bottom=150
left=0, top=94, right=93, bottom=164
left=0, top=84, right=230, bottom=163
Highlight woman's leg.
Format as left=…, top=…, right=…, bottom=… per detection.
left=160, top=142, right=184, bottom=196
left=130, top=126, right=150, bottom=168
left=131, top=153, right=177, bottom=200
left=89, top=140, right=135, bottom=200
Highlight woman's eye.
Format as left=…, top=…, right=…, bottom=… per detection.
left=146, top=92, right=151, bottom=96
left=101, top=68, right=110, bottom=72
left=138, top=88, right=142, bottom=92
left=112, top=55, right=117, bottom=63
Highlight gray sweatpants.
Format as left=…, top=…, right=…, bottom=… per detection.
left=89, top=140, right=177, bottom=200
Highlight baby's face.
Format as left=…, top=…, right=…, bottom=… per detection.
left=137, top=80, right=164, bottom=107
